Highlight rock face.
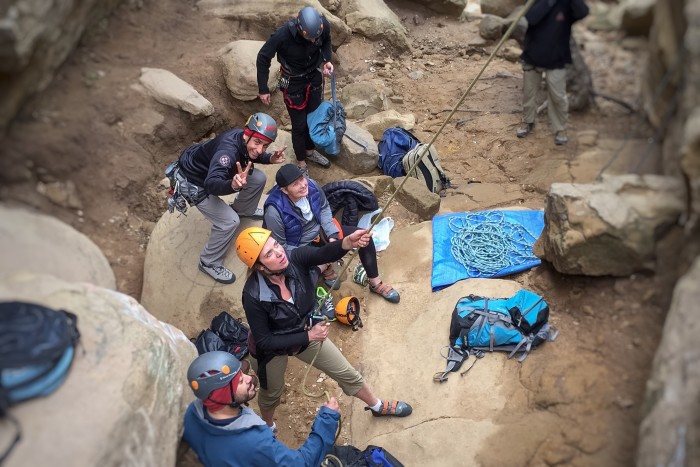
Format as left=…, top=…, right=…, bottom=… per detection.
left=0, top=0, right=122, bottom=133
left=418, top=0, right=467, bottom=16
left=0, top=205, right=115, bottom=289
left=341, top=80, right=390, bottom=119
left=0, top=274, right=197, bottom=467
left=480, top=0, right=521, bottom=18
left=342, top=0, right=411, bottom=51
left=335, top=121, right=379, bottom=174
left=220, top=40, right=279, bottom=101
left=360, top=110, right=415, bottom=141
left=139, top=68, right=214, bottom=116
left=393, top=177, right=440, bottom=221
left=620, top=0, right=656, bottom=36
left=535, top=175, right=685, bottom=276
left=637, top=257, right=700, bottom=467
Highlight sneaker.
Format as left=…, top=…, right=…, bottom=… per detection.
left=365, top=400, right=413, bottom=417
left=554, top=131, right=569, bottom=145
left=516, top=122, right=535, bottom=138
left=306, top=150, right=331, bottom=168
left=238, top=207, right=264, bottom=220
left=297, top=164, right=310, bottom=178
left=199, top=261, right=236, bottom=284
left=319, top=294, right=336, bottom=321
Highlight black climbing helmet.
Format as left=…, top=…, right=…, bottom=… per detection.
left=187, top=350, right=242, bottom=400
left=296, top=6, right=324, bottom=41
left=245, top=112, right=278, bottom=142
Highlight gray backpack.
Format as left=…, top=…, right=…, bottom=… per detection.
left=401, top=143, right=450, bottom=193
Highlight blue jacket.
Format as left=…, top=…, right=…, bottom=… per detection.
left=183, top=400, right=339, bottom=467
left=264, top=180, right=327, bottom=246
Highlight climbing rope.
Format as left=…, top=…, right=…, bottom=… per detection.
left=448, top=211, right=538, bottom=277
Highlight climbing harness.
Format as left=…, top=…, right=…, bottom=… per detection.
left=448, top=211, right=539, bottom=277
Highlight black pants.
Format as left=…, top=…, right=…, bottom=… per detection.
left=315, top=225, right=379, bottom=278
left=284, top=71, right=323, bottom=162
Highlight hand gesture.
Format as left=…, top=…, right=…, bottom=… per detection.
left=308, top=321, right=330, bottom=342
left=259, top=94, right=271, bottom=105
left=342, top=229, right=371, bottom=250
left=231, top=162, right=251, bottom=190
left=323, top=397, right=340, bottom=413
left=322, top=62, right=334, bottom=77
left=270, top=146, right=287, bottom=164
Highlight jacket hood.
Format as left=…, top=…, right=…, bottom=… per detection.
left=190, top=400, right=268, bottom=435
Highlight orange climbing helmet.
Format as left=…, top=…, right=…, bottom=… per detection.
left=235, top=227, right=272, bottom=268
left=335, top=296, right=363, bottom=331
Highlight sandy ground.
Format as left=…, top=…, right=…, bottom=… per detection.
left=0, top=0, right=684, bottom=465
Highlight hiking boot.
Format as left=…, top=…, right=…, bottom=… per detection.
left=369, top=281, right=400, bottom=304
left=238, top=207, right=264, bottom=220
left=365, top=400, right=413, bottom=417
left=306, top=150, right=331, bottom=168
left=297, top=164, right=310, bottom=178
left=554, top=131, right=569, bottom=146
left=516, top=122, right=535, bottom=138
left=199, top=261, right=236, bottom=284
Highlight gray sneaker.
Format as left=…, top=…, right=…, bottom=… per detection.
left=306, top=150, right=331, bottom=168
left=297, top=164, right=310, bottom=178
left=554, top=131, right=569, bottom=145
left=516, top=123, right=535, bottom=138
left=199, top=261, right=236, bottom=284
left=239, top=207, right=264, bottom=220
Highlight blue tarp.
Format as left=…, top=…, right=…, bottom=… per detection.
left=431, top=210, right=545, bottom=291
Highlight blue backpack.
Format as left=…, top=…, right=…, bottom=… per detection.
left=377, top=127, right=419, bottom=178
left=307, top=73, right=346, bottom=156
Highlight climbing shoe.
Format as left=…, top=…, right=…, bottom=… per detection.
left=238, top=207, right=265, bottom=220
left=322, top=268, right=341, bottom=290
left=516, top=122, right=534, bottom=138
left=369, top=281, right=400, bottom=304
left=365, top=400, right=413, bottom=417
left=306, top=150, right=331, bottom=168
left=199, top=261, right=236, bottom=284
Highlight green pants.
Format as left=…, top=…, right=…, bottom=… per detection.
left=522, top=63, right=568, bottom=133
left=251, top=339, right=365, bottom=410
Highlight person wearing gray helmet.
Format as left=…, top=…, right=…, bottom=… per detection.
left=183, top=351, right=340, bottom=466
left=174, top=113, right=287, bottom=284
left=256, top=6, right=333, bottom=178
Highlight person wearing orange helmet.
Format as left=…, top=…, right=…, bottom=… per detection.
left=235, top=226, right=413, bottom=431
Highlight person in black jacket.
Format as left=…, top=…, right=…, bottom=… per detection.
left=175, top=113, right=286, bottom=284
left=235, top=226, right=412, bottom=432
left=257, top=6, right=333, bottom=177
left=516, top=0, right=589, bottom=145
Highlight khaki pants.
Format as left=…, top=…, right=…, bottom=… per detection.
left=251, top=339, right=365, bottom=410
left=522, top=63, right=568, bottom=133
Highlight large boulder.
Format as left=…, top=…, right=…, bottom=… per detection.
left=0, top=205, right=115, bottom=289
left=480, top=0, right=521, bottom=18
left=334, top=121, right=379, bottom=175
left=418, top=0, right=467, bottom=16
left=197, top=0, right=351, bottom=48
left=0, top=274, right=197, bottom=467
left=535, top=175, right=685, bottom=276
left=620, top=0, right=656, bottom=36
left=0, top=0, right=122, bottom=133
left=360, top=110, right=415, bottom=141
left=139, top=68, right=214, bottom=116
left=342, top=0, right=411, bottom=51
left=479, top=15, right=508, bottom=41
left=392, top=176, right=440, bottom=221
left=341, top=80, right=390, bottom=119
left=220, top=40, right=279, bottom=101
left=637, top=257, right=700, bottom=467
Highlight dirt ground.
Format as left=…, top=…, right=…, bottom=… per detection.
left=0, top=0, right=683, bottom=465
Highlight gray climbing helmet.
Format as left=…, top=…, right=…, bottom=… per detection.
left=187, top=351, right=242, bottom=400
left=296, top=6, right=324, bottom=41
left=246, top=112, right=278, bottom=142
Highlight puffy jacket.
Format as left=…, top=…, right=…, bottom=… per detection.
left=183, top=400, right=339, bottom=467
left=322, top=180, right=379, bottom=227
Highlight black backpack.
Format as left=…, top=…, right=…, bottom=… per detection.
left=193, top=311, right=250, bottom=360
left=0, top=302, right=80, bottom=462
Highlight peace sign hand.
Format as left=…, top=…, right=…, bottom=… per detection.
left=232, top=162, right=251, bottom=190
left=270, top=146, right=287, bottom=164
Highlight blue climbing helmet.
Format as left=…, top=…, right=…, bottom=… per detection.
left=297, top=6, right=324, bottom=41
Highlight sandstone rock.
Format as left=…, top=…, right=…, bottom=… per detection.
left=682, top=109, right=700, bottom=232
left=480, top=0, right=521, bottom=18
left=418, top=0, right=466, bottom=16
left=36, top=180, right=83, bottom=209
left=335, top=122, right=379, bottom=175
left=0, top=0, right=121, bottom=132
left=341, top=80, right=390, bottom=119
left=360, top=110, right=415, bottom=141
left=0, top=274, right=196, bottom=467
left=637, top=257, right=700, bottom=467
left=577, top=130, right=599, bottom=147
left=479, top=14, right=507, bottom=41
left=343, top=0, right=410, bottom=51
left=197, top=0, right=351, bottom=47
left=220, top=40, right=279, bottom=101
left=0, top=205, right=115, bottom=289
left=408, top=70, right=424, bottom=80
left=535, top=175, right=685, bottom=276
left=139, top=68, right=214, bottom=116
left=336, top=43, right=370, bottom=75
left=620, top=0, right=655, bottom=36
left=393, top=177, right=440, bottom=221
left=353, top=175, right=395, bottom=200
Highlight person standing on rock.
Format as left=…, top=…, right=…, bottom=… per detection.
left=175, top=112, right=286, bottom=284
left=184, top=350, right=340, bottom=466
left=234, top=226, right=412, bottom=432
left=516, top=0, right=589, bottom=145
left=263, top=164, right=400, bottom=304
left=256, top=6, right=333, bottom=178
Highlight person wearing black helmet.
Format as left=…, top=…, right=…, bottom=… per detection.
left=256, top=6, right=333, bottom=178
left=174, top=113, right=286, bottom=284
left=183, top=351, right=340, bottom=466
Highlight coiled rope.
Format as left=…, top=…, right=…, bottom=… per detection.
left=448, top=211, right=538, bottom=277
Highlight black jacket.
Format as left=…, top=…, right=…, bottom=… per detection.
left=256, top=17, right=332, bottom=95
left=521, top=0, right=589, bottom=69
left=177, top=129, right=272, bottom=196
left=322, top=180, right=379, bottom=227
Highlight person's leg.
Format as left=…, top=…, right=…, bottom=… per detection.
left=196, top=195, right=239, bottom=283
left=250, top=355, right=289, bottom=427
left=546, top=67, right=569, bottom=143
left=230, top=166, right=266, bottom=217
left=303, top=80, right=330, bottom=167
left=517, top=63, right=541, bottom=137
